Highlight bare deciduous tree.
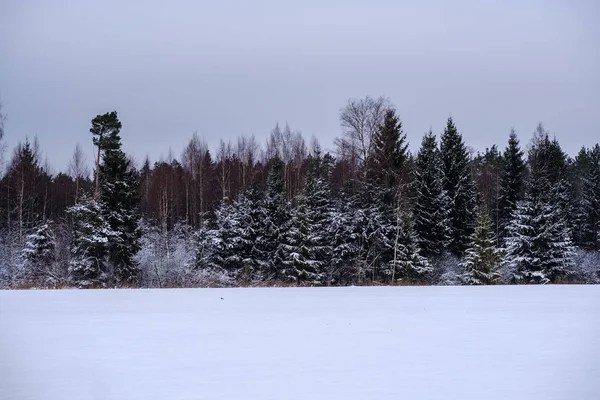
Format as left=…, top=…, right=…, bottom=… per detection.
left=217, top=139, right=233, bottom=202
left=336, top=95, right=391, bottom=174
left=237, top=134, right=259, bottom=190
left=309, top=136, right=321, bottom=157
left=68, top=143, right=90, bottom=203
left=182, top=132, right=212, bottom=227
left=265, top=123, right=283, bottom=162
left=0, top=100, right=6, bottom=172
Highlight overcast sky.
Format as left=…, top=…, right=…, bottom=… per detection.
left=1, top=0, right=598, bottom=172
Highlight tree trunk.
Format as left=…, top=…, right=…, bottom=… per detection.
left=94, top=134, right=103, bottom=197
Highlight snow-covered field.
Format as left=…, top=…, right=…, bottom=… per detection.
left=1, top=286, right=599, bottom=400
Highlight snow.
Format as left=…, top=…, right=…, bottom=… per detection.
left=1, top=286, right=599, bottom=400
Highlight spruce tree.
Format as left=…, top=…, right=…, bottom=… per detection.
left=349, top=108, right=410, bottom=282
left=348, top=183, right=396, bottom=282
left=281, top=198, right=323, bottom=284
left=472, top=145, right=503, bottom=236
left=209, top=185, right=264, bottom=282
left=281, top=156, right=332, bottom=284
left=67, top=195, right=115, bottom=286
left=571, top=147, right=591, bottom=248
left=460, top=211, right=501, bottom=285
left=502, top=132, right=575, bottom=284
left=391, top=211, right=432, bottom=283
left=236, top=187, right=264, bottom=282
left=95, top=112, right=142, bottom=285
left=21, top=223, right=56, bottom=282
left=256, top=156, right=291, bottom=281
left=413, top=130, right=451, bottom=258
left=440, top=117, right=477, bottom=257
left=497, top=129, right=525, bottom=241
left=504, top=196, right=575, bottom=284
left=210, top=200, right=244, bottom=274
left=367, top=108, right=408, bottom=190
left=575, top=145, right=600, bottom=250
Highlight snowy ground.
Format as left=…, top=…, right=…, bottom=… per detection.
left=1, top=286, right=599, bottom=400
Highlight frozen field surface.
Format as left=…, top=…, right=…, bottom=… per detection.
left=1, top=285, right=599, bottom=400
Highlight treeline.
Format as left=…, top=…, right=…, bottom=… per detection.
left=0, top=95, right=598, bottom=288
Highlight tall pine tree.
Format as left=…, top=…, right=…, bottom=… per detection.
left=413, top=130, right=450, bottom=259
left=256, top=156, right=291, bottom=281
left=366, top=108, right=408, bottom=191
left=282, top=155, right=332, bottom=284
left=502, top=129, right=575, bottom=283
left=574, top=145, right=600, bottom=250
left=95, top=112, right=142, bottom=285
left=497, top=129, right=525, bottom=241
left=439, top=118, right=477, bottom=257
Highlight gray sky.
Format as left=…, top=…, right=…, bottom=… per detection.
left=1, top=0, right=599, bottom=172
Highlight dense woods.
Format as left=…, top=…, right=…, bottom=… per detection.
left=0, top=95, right=598, bottom=288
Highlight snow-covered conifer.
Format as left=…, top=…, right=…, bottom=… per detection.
left=460, top=211, right=501, bottom=285
left=67, top=196, right=115, bottom=286
left=391, top=212, right=432, bottom=284
left=21, top=223, right=56, bottom=282
left=440, top=117, right=477, bottom=257
left=413, top=130, right=451, bottom=259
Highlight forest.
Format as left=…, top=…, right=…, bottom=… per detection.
left=0, top=95, right=598, bottom=289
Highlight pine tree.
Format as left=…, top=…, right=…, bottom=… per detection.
left=91, top=111, right=122, bottom=196
left=413, top=130, right=450, bottom=258
left=281, top=157, right=332, bottom=284
left=281, top=198, right=322, bottom=284
left=472, top=145, right=503, bottom=236
left=21, top=223, right=56, bottom=282
left=504, top=197, right=575, bottom=284
left=497, top=129, right=525, bottom=241
left=67, top=195, right=115, bottom=286
left=391, top=211, right=432, bottom=283
left=210, top=200, right=243, bottom=274
left=328, top=200, right=361, bottom=285
left=236, top=187, right=264, bottom=282
left=347, top=183, right=396, bottom=283
left=208, top=184, right=263, bottom=282
left=575, top=145, right=600, bottom=250
left=502, top=133, right=576, bottom=284
left=255, top=156, right=291, bottom=281
left=193, top=221, right=218, bottom=272
left=460, top=211, right=501, bottom=285
left=366, top=108, right=408, bottom=190
left=439, top=117, right=477, bottom=257
left=95, top=112, right=142, bottom=285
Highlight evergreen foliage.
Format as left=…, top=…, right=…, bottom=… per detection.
left=413, top=130, right=451, bottom=258
left=391, top=211, right=432, bottom=283
left=367, top=108, right=408, bottom=190
left=502, top=130, right=576, bottom=284
left=255, top=156, right=291, bottom=281
left=281, top=156, right=332, bottom=284
left=497, top=130, right=526, bottom=241
left=460, top=211, right=501, bottom=285
left=21, top=223, right=56, bottom=282
left=440, top=117, right=478, bottom=257
left=96, top=112, right=142, bottom=285
left=574, top=145, right=600, bottom=250
left=67, top=196, right=115, bottom=286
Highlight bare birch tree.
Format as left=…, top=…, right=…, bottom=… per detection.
left=336, top=95, right=390, bottom=174
left=217, top=139, right=233, bottom=202
left=0, top=100, right=6, bottom=172
left=68, top=143, right=90, bottom=203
